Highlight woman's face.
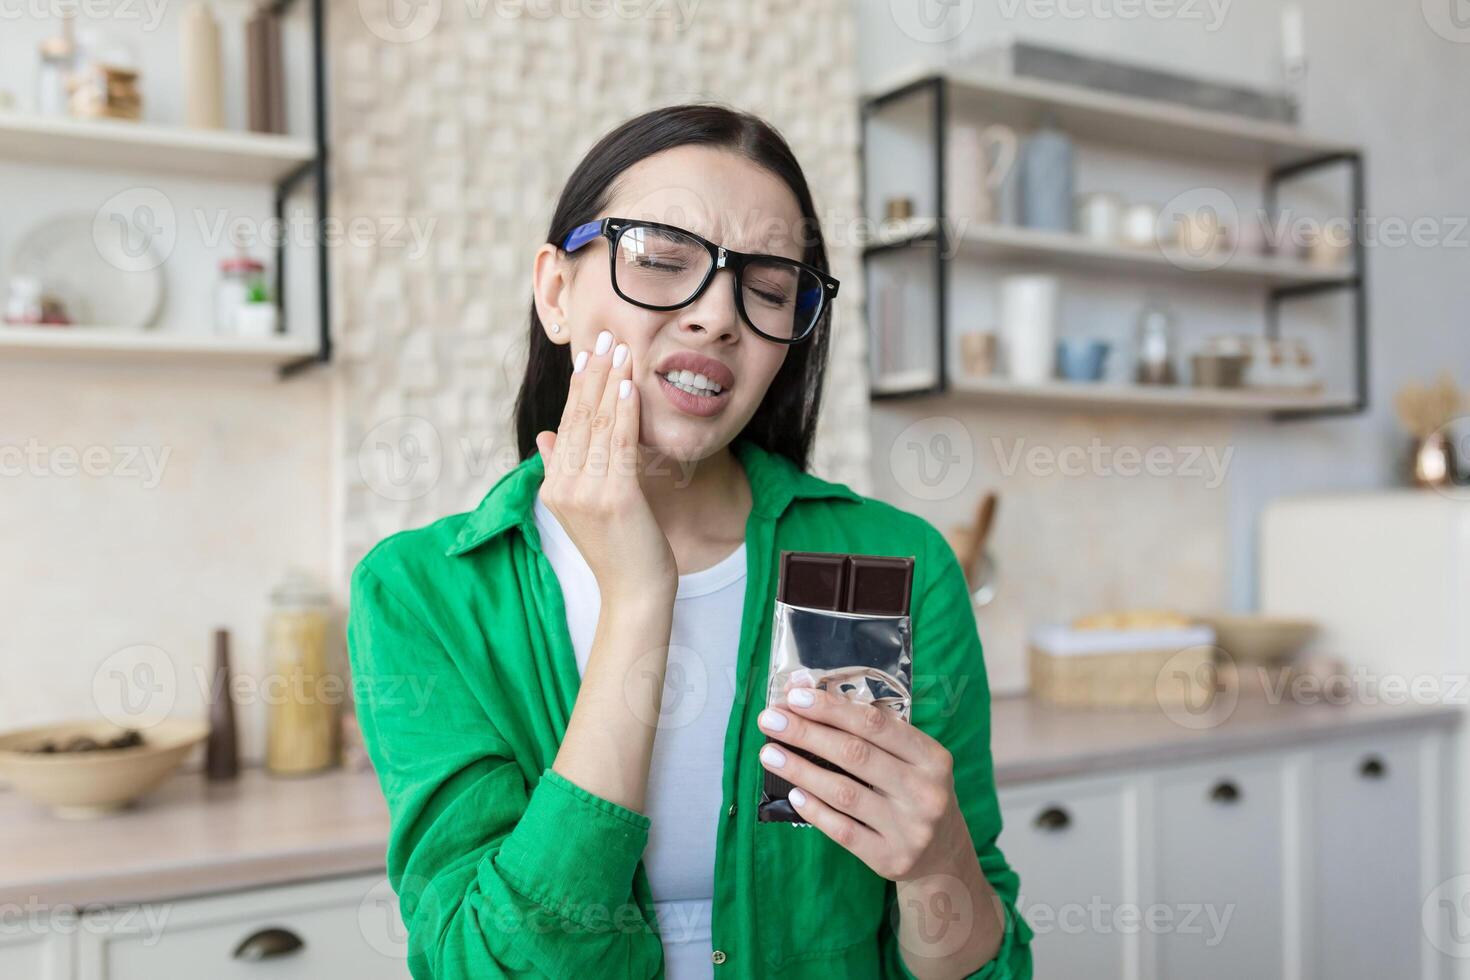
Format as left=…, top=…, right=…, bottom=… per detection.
left=533, top=145, right=808, bottom=464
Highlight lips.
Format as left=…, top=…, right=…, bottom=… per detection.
left=654, top=350, right=736, bottom=392
left=657, top=373, right=729, bottom=417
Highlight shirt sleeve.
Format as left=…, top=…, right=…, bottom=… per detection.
left=348, top=559, right=664, bottom=979
left=878, top=522, right=1035, bottom=980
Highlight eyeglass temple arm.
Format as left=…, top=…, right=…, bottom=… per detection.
left=561, top=219, right=605, bottom=252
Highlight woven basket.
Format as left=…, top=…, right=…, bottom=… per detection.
left=1029, top=624, right=1217, bottom=709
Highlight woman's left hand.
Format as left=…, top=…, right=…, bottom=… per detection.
left=755, top=683, right=973, bottom=884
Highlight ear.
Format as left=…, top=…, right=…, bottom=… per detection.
left=532, top=243, right=573, bottom=344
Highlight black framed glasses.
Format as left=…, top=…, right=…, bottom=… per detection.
left=558, top=217, right=839, bottom=344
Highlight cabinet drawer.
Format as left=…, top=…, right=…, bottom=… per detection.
left=0, top=928, right=71, bottom=980
left=78, top=874, right=408, bottom=980
left=1000, top=775, right=1135, bottom=980
left=1149, top=755, right=1293, bottom=980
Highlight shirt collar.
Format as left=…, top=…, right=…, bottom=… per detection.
left=445, top=436, right=860, bottom=558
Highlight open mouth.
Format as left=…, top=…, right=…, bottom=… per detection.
left=655, top=370, right=731, bottom=418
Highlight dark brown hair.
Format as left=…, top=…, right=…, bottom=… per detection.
left=514, top=103, right=835, bottom=471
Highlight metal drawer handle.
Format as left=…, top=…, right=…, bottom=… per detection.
left=233, top=927, right=305, bottom=961
left=1034, top=806, right=1071, bottom=832
left=1359, top=755, right=1388, bottom=780
left=1209, top=780, right=1242, bottom=804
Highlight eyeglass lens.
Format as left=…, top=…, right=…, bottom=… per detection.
left=613, top=224, right=822, bottom=341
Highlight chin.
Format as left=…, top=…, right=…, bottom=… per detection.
left=639, top=411, right=739, bottom=465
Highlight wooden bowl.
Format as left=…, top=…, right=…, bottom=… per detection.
left=1203, top=615, right=1318, bottom=665
left=0, top=719, right=208, bottom=819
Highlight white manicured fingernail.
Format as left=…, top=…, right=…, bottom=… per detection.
left=789, top=687, right=815, bottom=707
left=758, top=709, right=787, bottom=732
left=619, top=379, right=631, bottom=400
left=760, top=744, right=786, bottom=768
left=612, top=343, right=628, bottom=368
left=573, top=350, right=588, bottom=373
left=594, top=330, right=613, bottom=355
left=789, top=787, right=807, bottom=807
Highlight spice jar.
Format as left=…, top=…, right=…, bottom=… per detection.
left=36, top=26, right=75, bottom=117
left=215, top=257, right=269, bottom=336
left=265, top=570, right=341, bottom=776
left=1134, top=300, right=1179, bottom=385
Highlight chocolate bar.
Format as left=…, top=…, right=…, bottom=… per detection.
left=776, top=551, right=913, bottom=615
left=759, top=551, right=915, bottom=824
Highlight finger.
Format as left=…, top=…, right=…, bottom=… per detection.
left=585, top=339, right=629, bottom=476
left=559, top=330, right=613, bottom=471
left=610, top=348, right=640, bottom=482
left=535, top=430, right=557, bottom=469
left=758, top=741, right=888, bottom=831
left=784, top=784, right=887, bottom=870
left=758, top=706, right=904, bottom=795
left=784, top=684, right=932, bottom=768
left=551, top=347, right=588, bottom=475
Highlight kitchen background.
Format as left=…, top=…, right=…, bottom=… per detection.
left=2, top=0, right=1469, bottom=977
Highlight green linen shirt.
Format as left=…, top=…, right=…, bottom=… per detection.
left=347, top=436, right=1034, bottom=979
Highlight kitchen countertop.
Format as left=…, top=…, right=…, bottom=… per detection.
left=1, top=767, right=391, bottom=908
left=989, top=693, right=1462, bottom=785
left=4, top=697, right=1460, bottom=908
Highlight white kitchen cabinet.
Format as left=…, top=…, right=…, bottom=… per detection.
left=0, top=927, right=72, bottom=979
left=76, top=873, right=409, bottom=980
left=996, top=720, right=1451, bottom=980
left=999, top=775, right=1137, bottom=980
left=1308, top=732, right=1446, bottom=980
left=1146, top=753, right=1297, bottom=980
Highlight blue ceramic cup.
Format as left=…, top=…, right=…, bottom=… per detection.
left=1056, top=338, right=1110, bottom=382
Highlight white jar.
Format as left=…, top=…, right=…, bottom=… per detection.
left=999, top=275, right=1060, bottom=384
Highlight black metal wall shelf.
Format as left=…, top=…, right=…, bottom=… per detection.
left=859, top=70, right=1368, bottom=421
left=274, top=0, right=331, bottom=378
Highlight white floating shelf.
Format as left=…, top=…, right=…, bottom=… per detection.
left=867, top=67, right=1356, bottom=167
left=946, top=376, right=1350, bottom=414
left=871, top=368, right=941, bottom=396
left=0, top=325, right=318, bottom=368
left=957, top=223, right=1352, bottom=287
left=865, top=218, right=1353, bottom=288
left=0, top=112, right=316, bottom=183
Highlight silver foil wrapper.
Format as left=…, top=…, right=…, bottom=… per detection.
left=758, top=600, right=913, bottom=824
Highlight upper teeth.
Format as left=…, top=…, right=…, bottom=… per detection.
left=662, top=370, right=723, bottom=394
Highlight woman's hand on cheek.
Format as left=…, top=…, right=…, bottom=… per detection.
left=756, top=686, right=973, bottom=885
left=535, top=329, right=677, bottom=606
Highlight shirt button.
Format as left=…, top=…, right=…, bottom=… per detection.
left=727, top=802, right=737, bottom=817
left=711, top=950, right=727, bottom=965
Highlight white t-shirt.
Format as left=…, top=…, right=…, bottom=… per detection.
left=533, top=491, right=744, bottom=979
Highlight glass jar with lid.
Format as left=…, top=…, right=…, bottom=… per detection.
left=1134, top=300, right=1179, bottom=385
left=265, top=569, right=340, bottom=776
left=215, top=257, right=268, bottom=336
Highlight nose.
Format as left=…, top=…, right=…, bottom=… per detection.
left=677, top=268, right=741, bottom=344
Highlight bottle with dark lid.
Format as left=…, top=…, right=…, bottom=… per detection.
left=206, top=628, right=240, bottom=781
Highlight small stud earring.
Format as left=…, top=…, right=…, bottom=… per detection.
left=549, top=322, right=562, bottom=336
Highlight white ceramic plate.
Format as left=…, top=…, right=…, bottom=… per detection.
left=10, top=213, right=165, bottom=330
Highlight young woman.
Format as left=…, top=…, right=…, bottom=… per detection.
left=348, top=104, right=1033, bottom=980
